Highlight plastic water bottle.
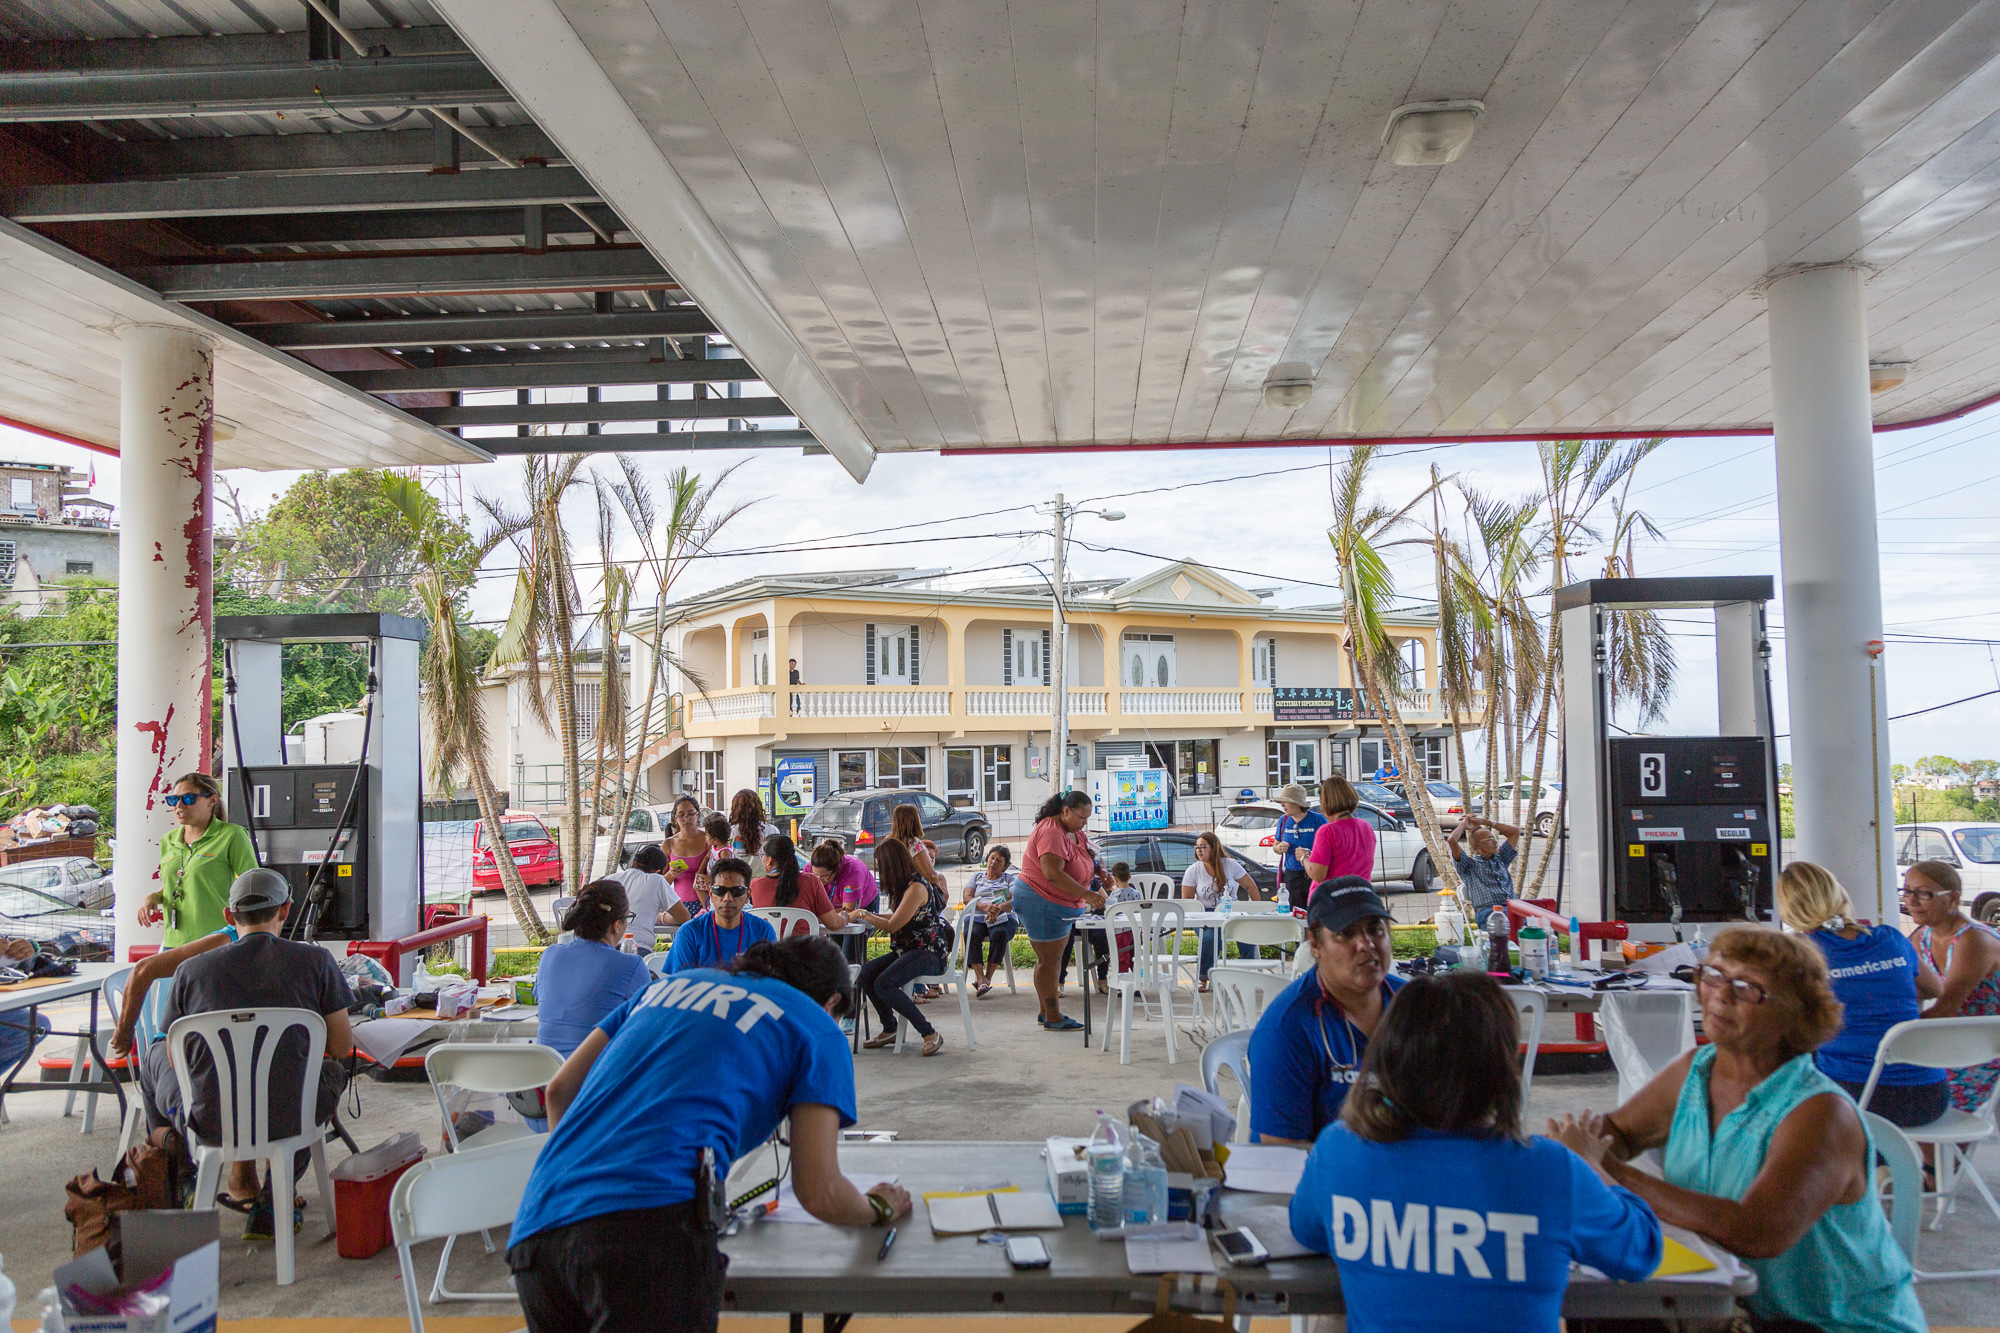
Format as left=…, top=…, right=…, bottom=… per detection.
left=1125, top=1135, right=1170, bottom=1226
left=1220, top=892, right=1233, bottom=919
left=1485, top=905, right=1512, bottom=976
left=621, top=933, right=637, bottom=955
left=1087, top=1112, right=1126, bottom=1231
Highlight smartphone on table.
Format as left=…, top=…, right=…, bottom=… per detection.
left=1004, top=1235, right=1051, bottom=1269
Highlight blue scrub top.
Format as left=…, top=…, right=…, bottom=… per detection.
left=511, top=968, right=857, bottom=1244
left=664, top=909, right=777, bottom=973
left=1274, top=811, right=1328, bottom=876
left=532, top=936, right=650, bottom=1058
left=1248, top=969, right=1405, bottom=1143
left=1290, top=1125, right=1662, bottom=1333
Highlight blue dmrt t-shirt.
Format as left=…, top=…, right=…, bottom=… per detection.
left=1248, top=970, right=1405, bottom=1143
left=511, top=968, right=856, bottom=1244
left=1273, top=811, right=1327, bottom=876
left=1291, top=1126, right=1662, bottom=1333
left=1811, top=925, right=1946, bottom=1087
left=664, top=910, right=777, bottom=974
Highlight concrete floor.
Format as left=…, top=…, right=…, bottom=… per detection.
left=2, top=978, right=1995, bottom=1327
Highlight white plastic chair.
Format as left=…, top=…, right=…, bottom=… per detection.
left=1863, top=1110, right=1924, bottom=1264
left=65, top=965, right=132, bottom=1135
left=1128, top=872, right=1175, bottom=902
left=1201, top=1028, right=1252, bottom=1142
left=747, top=906, right=821, bottom=939
left=892, top=914, right=977, bottom=1052
left=644, top=950, right=671, bottom=978
left=1207, top=966, right=1286, bottom=1034
left=164, top=1008, right=337, bottom=1286
left=959, top=906, right=1018, bottom=994
left=1857, top=1014, right=2000, bottom=1275
left=1501, top=986, right=1548, bottom=1102
left=1102, top=899, right=1192, bottom=1065
left=1220, top=914, right=1300, bottom=974
left=424, top=1043, right=564, bottom=1302
left=392, top=1133, right=548, bottom=1333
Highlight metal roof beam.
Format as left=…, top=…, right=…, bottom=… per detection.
left=0, top=54, right=505, bottom=123
left=0, top=27, right=470, bottom=72
left=246, top=308, right=716, bottom=350
left=8, top=167, right=599, bottom=223
left=414, top=395, right=789, bottom=427
left=130, top=246, right=672, bottom=301
left=476, top=429, right=816, bottom=455
left=177, top=205, right=620, bottom=248
left=340, top=358, right=754, bottom=393
left=104, top=123, right=560, bottom=179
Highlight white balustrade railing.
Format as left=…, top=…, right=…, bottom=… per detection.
left=1251, top=690, right=1273, bottom=713
left=966, top=689, right=1048, bottom=716
left=1119, top=689, right=1243, bottom=715
left=792, top=689, right=951, bottom=718
left=689, top=690, right=775, bottom=722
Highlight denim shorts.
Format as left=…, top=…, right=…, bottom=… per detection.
left=1011, top=884, right=1085, bottom=944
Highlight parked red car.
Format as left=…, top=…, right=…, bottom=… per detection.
left=472, top=813, right=563, bottom=893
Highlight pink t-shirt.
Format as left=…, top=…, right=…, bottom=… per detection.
left=749, top=871, right=833, bottom=935
left=1020, top=818, right=1096, bottom=906
left=1308, top=817, right=1377, bottom=890
left=822, top=855, right=879, bottom=908
left=666, top=846, right=715, bottom=904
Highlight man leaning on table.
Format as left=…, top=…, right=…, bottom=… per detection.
left=1247, top=877, right=1404, bottom=1145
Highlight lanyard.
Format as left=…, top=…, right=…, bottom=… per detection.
left=709, top=914, right=743, bottom=961
left=1311, top=981, right=1369, bottom=1079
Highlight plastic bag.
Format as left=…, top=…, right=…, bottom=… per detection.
left=1599, top=990, right=1696, bottom=1106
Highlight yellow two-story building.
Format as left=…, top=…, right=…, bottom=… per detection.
left=628, top=559, right=1469, bottom=837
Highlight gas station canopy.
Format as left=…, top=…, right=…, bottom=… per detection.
left=434, top=0, right=2000, bottom=481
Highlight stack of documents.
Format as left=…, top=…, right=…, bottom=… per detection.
left=1219, top=1143, right=1308, bottom=1195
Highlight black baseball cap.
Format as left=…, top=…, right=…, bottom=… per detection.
left=1306, top=876, right=1393, bottom=934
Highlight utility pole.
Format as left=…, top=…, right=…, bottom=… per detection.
left=1051, top=492, right=1068, bottom=795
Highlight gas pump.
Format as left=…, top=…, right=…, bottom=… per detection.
left=1557, top=578, right=1780, bottom=943
left=215, top=613, right=424, bottom=946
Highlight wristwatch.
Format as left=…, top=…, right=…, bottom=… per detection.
left=866, top=1190, right=894, bottom=1227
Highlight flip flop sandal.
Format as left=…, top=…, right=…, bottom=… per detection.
left=974, top=981, right=992, bottom=997
left=214, top=1193, right=258, bottom=1216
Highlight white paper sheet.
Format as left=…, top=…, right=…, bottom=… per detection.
left=1125, top=1224, right=1218, bottom=1275
left=1220, top=1143, right=1307, bottom=1195
left=767, top=1174, right=898, bottom=1224
left=349, top=1017, right=436, bottom=1068
left=1173, top=1082, right=1236, bottom=1147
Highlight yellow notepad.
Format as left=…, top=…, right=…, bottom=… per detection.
left=1653, top=1236, right=1717, bottom=1278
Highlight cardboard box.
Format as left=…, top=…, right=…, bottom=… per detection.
left=55, top=1212, right=219, bottom=1333
left=1045, top=1135, right=1091, bottom=1215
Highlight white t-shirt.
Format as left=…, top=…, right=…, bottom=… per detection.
left=608, top=868, right=674, bottom=951
left=1181, top=857, right=1251, bottom=910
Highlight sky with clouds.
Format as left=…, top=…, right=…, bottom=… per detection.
left=13, top=400, right=1997, bottom=769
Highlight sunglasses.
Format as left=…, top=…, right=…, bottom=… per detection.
left=164, top=793, right=208, bottom=808
left=710, top=882, right=750, bottom=898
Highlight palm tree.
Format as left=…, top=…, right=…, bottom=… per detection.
left=379, top=474, right=549, bottom=943
left=484, top=455, right=591, bottom=900
left=597, top=459, right=749, bottom=873
left=1326, top=447, right=1456, bottom=890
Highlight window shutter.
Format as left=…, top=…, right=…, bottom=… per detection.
left=908, top=623, right=921, bottom=685
left=865, top=623, right=876, bottom=686
left=1041, top=629, right=1051, bottom=686
left=1002, top=628, right=1014, bottom=686
left=1268, top=638, right=1276, bottom=687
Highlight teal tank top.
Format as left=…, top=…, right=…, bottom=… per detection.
left=1663, top=1046, right=1924, bottom=1333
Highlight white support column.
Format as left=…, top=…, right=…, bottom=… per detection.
left=114, top=324, right=216, bottom=960
left=1766, top=264, right=1895, bottom=922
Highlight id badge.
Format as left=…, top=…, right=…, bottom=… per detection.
left=167, top=903, right=180, bottom=932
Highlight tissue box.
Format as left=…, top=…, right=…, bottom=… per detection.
left=435, top=981, right=479, bottom=1019
left=55, top=1212, right=219, bottom=1333
left=1045, top=1136, right=1091, bottom=1215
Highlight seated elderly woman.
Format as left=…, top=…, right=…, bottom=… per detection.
left=1291, top=971, right=1660, bottom=1333
left=1776, top=861, right=1945, bottom=1127
left=1555, top=926, right=1924, bottom=1333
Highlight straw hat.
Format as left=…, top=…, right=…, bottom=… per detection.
left=1274, top=783, right=1313, bottom=808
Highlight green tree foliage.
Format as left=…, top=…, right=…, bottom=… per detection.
left=224, top=469, right=481, bottom=615
left=0, top=581, right=117, bottom=811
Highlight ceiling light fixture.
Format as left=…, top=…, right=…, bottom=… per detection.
left=211, top=416, right=239, bottom=442
left=1868, top=360, right=1911, bottom=394
left=1263, top=362, right=1316, bottom=410
left=1382, top=100, right=1484, bottom=166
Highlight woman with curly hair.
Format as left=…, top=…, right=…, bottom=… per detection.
left=1551, top=926, right=1923, bottom=1333
left=729, top=789, right=769, bottom=860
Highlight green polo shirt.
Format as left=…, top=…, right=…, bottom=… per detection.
left=157, top=820, right=258, bottom=946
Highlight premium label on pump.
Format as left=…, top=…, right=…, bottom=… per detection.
left=1637, top=827, right=1686, bottom=842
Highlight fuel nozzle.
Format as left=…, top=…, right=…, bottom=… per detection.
left=1651, top=853, right=1683, bottom=942
left=1721, top=846, right=1761, bottom=920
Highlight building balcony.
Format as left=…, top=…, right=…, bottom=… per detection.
left=670, top=682, right=1481, bottom=737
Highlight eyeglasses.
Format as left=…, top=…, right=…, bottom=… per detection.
left=163, top=793, right=206, bottom=808
left=1696, top=964, right=1768, bottom=1005
left=710, top=883, right=750, bottom=898
left=1899, top=886, right=1946, bottom=903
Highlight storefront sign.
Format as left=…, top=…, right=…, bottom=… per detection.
left=1273, top=687, right=1357, bottom=722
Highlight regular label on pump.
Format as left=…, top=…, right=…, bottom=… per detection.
left=1715, top=827, right=1750, bottom=841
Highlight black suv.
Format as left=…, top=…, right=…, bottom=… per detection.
left=1093, top=831, right=1281, bottom=899
left=799, top=789, right=990, bottom=866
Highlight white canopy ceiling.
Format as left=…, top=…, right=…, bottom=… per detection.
left=441, top=0, right=2000, bottom=480
left=0, top=218, right=489, bottom=471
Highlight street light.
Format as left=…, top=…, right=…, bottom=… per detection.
left=1049, top=494, right=1123, bottom=795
